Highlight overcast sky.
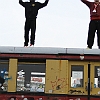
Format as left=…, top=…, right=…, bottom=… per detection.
left=0, top=0, right=98, bottom=48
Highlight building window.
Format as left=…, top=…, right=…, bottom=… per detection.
left=17, top=63, right=45, bottom=92
left=71, top=65, right=84, bottom=88
left=94, top=66, right=100, bottom=88
left=0, top=61, right=9, bottom=91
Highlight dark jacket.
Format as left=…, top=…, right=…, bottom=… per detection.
left=19, top=0, right=49, bottom=19
left=81, top=0, right=100, bottom=20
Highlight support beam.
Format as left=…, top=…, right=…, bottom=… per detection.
left=8, top=59, right=17, bottom=92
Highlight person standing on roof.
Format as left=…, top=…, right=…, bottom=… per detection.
left=81, top=0, right=100, bottom=49
left=19, top=0, right=49, bottom=47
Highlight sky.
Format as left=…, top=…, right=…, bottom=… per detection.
left=0, top=0, right=98, bottom=49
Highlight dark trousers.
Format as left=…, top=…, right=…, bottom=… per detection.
left=87, top=20, right=100, bottom=49
left=24, top=18, right=36, bottom=46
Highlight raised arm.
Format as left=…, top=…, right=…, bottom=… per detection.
left=19, top=0, right=26, bottom=7
left=38, top=0, right=49, bottom=9
left=81, top=0, right=91, bottom=8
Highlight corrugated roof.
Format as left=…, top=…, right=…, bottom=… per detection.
left=0, top=46, right=100, bottom=55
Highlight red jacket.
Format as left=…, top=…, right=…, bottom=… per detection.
left=81, top=0, right=100, bottom=20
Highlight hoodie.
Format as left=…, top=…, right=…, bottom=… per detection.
left=81, top=0, right=100, bottom=20
left=19, top=0, right=49, bottom=19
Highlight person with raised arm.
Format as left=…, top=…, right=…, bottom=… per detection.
left=19, top=0, right=49, bottom=47
left=81, top=0, right=100, bottom=49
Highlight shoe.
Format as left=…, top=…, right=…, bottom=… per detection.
left=24, top=42, right=28, bottom=47
left=24, top=46, right=28, bottom=47
left=30, top=44, right=34, bottom=47
left=86, top=46, right=91, bottom=49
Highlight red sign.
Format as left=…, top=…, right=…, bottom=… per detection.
left=32, top=77, right=42, bottom=82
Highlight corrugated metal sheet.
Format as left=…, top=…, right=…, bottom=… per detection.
left=0, top=46, right=100, bottom=55
left=67, top=48, right=100, bottom=55
left=0, top=46, right=66, bottom=54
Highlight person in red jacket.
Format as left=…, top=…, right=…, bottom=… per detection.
left=81, top=0, right=100, bottom=49
left=19, top=0, right=49, bottom=47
